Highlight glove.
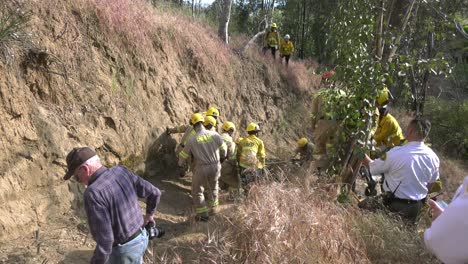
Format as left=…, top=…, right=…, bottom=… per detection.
left=165, top=127, right=171, bottom=135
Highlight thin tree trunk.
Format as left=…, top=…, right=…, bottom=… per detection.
left=191, top=0, right=195, bottom=17
left=387, top=0, right=416, bottom=63
left=300, top=0, right=306, bottom=59
left=374, top=0, right=385, bottom=59
left=218, top=0, right=232, bottom=44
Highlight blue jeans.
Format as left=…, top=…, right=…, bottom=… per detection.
left=108, top=228, right=149, bottom=264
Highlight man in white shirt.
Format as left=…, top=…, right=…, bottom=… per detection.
left=362, top=118, right=440, bottom=222
left=424, top=176, right=468, bottom=263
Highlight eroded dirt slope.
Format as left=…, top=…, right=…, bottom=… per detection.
left=0, top=0, right=315, bottom=252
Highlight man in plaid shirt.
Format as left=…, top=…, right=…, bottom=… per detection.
left=63, top=147, right=161, bottom=264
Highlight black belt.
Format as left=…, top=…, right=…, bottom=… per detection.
left=392, top=197, right=425, bottom=204
left=113, top=229, right=142, bottom=247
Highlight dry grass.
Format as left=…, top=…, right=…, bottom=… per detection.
left=191, top=182, right=369, bottom=263
left=351, top=212, right=436, bottom=264
left=440, top=158, right=468, bottom=198
left=179, top=179, right=443, bottom=264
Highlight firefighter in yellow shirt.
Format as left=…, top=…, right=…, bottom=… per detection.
left=279, top=34, right=294, bottom=66
left=373, top=105, right=405, bottom=149
left=237, top=122, right=266, bottom=186
left=263, top=23, right=281, bottom=59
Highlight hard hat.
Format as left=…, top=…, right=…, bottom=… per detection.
left=297, top=138, right=308, bottom=147
left=222, top=121, right=236, bottom=132
left=203, top=116, right=217, bottom=127
left=271, top=23, right=277, bottom=28
left=236, top=137, right=244, bottom=144
left=284, top=34, right=290, bottom=39
left=246, top=122, right=260, bottom=132
left=190, top=113, right=204, bottom=125
left=206, top=106, right=220, bottom=118
left=377, top=87, right=389, bottom=106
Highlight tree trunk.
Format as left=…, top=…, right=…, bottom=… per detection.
left=191, top=0, right=195, bottom=17
left=218, top=0, right=233, bottom=44
left=373, top=0, right=385, bottom=59
left=300, top=0, right=306, bottom=59
left=383, top=0, right=416, bottom=63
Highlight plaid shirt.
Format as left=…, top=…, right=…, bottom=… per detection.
left=84, top=166, right=161, bottom=264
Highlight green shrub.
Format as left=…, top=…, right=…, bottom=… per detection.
left=424, top=97, right=468, bottom=159
left=0, top=5, right=30, bottom=62
left=0, top=6, right=29, bottom=43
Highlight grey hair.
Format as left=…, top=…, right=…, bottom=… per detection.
left=83, top=155, right=101, bottom=166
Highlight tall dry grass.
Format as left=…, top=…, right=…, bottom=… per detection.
left=188, top=182, right=370, bottom=263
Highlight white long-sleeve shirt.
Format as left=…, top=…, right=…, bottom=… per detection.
left=424, top=176, right=468, bottom=264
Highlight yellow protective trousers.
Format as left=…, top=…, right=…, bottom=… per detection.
left=192, top=162, right=221, bottom=216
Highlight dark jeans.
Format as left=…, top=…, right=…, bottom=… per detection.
left=280, top=54, right=291, bottom=65
left=358, top=196, right=424, bottom=224
left=263, top=46, right=277, bottom=59
left=387, top=199, right=424, bottom=223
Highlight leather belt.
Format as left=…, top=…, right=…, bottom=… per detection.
left=113, top=229, right=142, bottom=247
left=392, top=197, right=425, bottom=204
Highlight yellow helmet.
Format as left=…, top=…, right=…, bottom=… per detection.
left=203, top=116, right=217, bottom=127
left=222, top=121, right=236, bottom=132
left=271, top=23, right=277, bottom=28
left=376, top=86, right=389, bottom=106
left=236, top=137, right=244, bottom=144
left=206, top=106, right=220, bottom=118
left=190, top=113, right=204, bottom=125
left=297, top=138, right=308, bottom=147
left=246, top=122, right=260, bottom=132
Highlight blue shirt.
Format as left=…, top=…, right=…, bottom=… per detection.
left=84, top=166, right=161, bottom=264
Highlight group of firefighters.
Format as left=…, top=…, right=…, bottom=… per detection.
left=263, top=23, right=295, bottom=66
left=164, top=78, right=409, bottom=222
left=166, top=107, right=267, bottom=221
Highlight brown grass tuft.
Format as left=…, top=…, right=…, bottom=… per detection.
left=200, top=183, right=371, bottom=263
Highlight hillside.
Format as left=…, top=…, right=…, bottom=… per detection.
left=0, top=0, right=316, bottom=261
left=2, top=0, right=467, bottom=264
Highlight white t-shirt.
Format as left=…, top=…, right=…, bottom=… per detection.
left=369, top=141, right=440, bottom=200
left=424, top=176, right=468, bottom=264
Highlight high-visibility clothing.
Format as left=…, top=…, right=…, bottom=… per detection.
left=191, top=162, right=221, bottom=217
left=179, top=127, right=227, bottom=166
left=219, top=132, right=240, bottom=191
left=237, top=135, right=266, bottom=169
left=292, top=142, right=314, bottom=162
left=221, top=132, right=236, bottom=161
left=280, top=40, right=294, bottom=56
left=373, top=113, right=404, bottom=148
left=179, top=126, right=226, bottom=217
left=264, top=30, right=280, bottom=47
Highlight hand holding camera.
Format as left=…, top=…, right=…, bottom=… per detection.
left=145, top=221, right=165, bottom=240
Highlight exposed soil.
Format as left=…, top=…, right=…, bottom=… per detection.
left=0, top=0, right=315, bottom=261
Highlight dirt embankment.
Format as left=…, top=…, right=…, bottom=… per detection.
left=0, top=0, right=315, bottom=248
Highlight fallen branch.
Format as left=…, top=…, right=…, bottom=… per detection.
left=242, top=30, right=266, bottom=55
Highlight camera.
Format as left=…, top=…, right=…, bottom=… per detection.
left=144, top=222, right=165, bottom=240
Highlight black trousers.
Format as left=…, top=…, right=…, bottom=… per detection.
left=280, top=54, right=291, bottom=65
